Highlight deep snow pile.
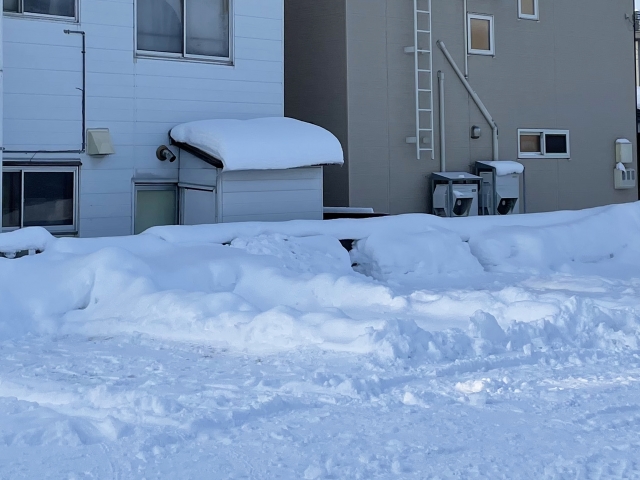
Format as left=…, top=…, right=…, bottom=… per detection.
left=1, top=202, right=640, bottom=362
left=3, top=203, right=640, bottom=478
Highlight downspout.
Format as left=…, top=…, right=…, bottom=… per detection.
left=3, top=29, right=86, bottom=155
left=437, top=71, right=446, bottom=172
left=437, top=40, right=499, bottom=161
left=463, top=0, right=469, bottom=78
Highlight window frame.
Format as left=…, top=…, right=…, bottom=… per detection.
left=517, top=129, right=571, bottom=159
left=132, top=182, right=179, bottom=235
left=134, top=0, right=234, bottom=65
left=2, top=165, right=79, bottom=234
left=518, top=0, right=539, bottom=21
left=3, top=0, right=79, bottom=22
left=467, top=13, right=495, bottom=56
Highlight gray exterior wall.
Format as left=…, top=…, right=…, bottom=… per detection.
left=284, top=0, right=349, bottom=207
left=286, top=0, right=639, bottom=214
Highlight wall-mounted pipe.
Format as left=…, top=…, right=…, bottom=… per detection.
left=437, top=71, right=446, bottom=172
left=437, top=40, right=499, bottom=161
left=463, top=0, right=469, bottom=78
left=4, top=29, right=86, bottom=155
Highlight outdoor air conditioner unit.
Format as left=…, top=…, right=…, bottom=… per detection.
left=430, top=172, right=481, bottom=218
left=475, top=161, right=524, bottom=215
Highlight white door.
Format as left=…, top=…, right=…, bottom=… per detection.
left=180, top=187, right=216, bottom=225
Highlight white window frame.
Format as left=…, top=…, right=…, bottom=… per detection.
left=132, top=182, right=179, bottom=235
left=2, top=165, right=79, bottom=234
left=467, top=13, right=495, bottom=56
left=134, top=0, right=234, bottom=65
left=518, top=0, right=539, bottom=20
left=518, top=129, right=571, bottom=159
left=3, top=0, right=78, bottom=22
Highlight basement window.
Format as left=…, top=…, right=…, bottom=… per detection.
left=468, top=13, right=494, bottom=56
left=2, top=166, right=78, bottom=233
left=3, top=0, right=77, bottom=19
left=136, top=0, right=232, bottom=62
left=518, top=129, right=570, bottom=159
left=518, top=0, right=539, bottom=20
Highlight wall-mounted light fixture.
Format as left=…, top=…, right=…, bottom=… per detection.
left=156, top=145, right=177, bottom=162
left=471, top=126, right=482, bottom=139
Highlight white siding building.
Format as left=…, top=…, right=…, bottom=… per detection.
left=2, top=0, right=287, bottom=237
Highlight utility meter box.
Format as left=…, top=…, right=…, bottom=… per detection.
left=616, top=139, right=633, bottom=165
left=430, top=172, right=481, bottom=218
left=474, top=161, right=524, bottom=215
left=614, top=167, right=637, bottom=189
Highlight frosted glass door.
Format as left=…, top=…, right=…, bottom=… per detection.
left=135, top=187, right=177, bottom=234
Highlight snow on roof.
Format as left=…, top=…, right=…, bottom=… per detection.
left=478, top=161, right=525, bottom=176
left=169, top=117, right=344, bottom=172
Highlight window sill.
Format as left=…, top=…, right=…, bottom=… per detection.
left=468, top=50, right=495, bottom=56
left=518, top=155, right=571, bottom=160
left=135, top=52, right=234, bottom=67
left=3, top=11, right=78, bottom=23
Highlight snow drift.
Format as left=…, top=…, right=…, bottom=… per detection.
left=1, top=202, right=640, bottom=363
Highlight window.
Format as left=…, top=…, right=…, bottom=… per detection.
left=2, top=166, right=78, bottom=232
left=136, top=0, right=231, bottom=61
left=468, top=14, right=494, bottom=56
left=134, top=184, right=178, bottom=234
left=518, top=0, right=538, bottom=20
left=3, top=0, right=76, bottom=19
left=518, top=129, right=570, bottom=159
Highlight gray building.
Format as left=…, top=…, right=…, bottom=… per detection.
left=286, top=0, right=639, bottom=214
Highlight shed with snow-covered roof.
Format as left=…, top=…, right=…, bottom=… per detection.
left=167, top=117, right=344, bottom=225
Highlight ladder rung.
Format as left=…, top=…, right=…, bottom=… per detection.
left=418, top=69, right=431, bottom=73
left=420, top=148, right=434, bottom=151
left=418, top=88, right=431, bottom=92
left=419, top=128, right=433, bottom=131
left=417, top=49, right=431, bottom=53
left=416, top=9, right=431, bottom=14
left=419, top=108, right=432, bottom=112
left=417, top=29, right=431, bottom=33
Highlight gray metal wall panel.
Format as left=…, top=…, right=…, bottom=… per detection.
left=340, top=0, right=638, bottom=213
left=284, top=0, right=349, bottom=207
left=219, top=167, right=323, bottom=222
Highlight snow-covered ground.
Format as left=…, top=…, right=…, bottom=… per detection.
left=1, top=202, right=640, bottom=478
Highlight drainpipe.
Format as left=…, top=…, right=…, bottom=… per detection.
left=438, top=71, right=446, bottom=172
left=437, top=40, right=499, bottom=161
left=463, top=0, right=469, bottom=78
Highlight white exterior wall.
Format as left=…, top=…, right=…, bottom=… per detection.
left=2, top=0, right=284, bottom=237
left=219, top=167, right=324, bottom=223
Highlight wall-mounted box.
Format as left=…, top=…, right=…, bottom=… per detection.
left=614, top=168, right=636, bottom=189
left=87, top=128, right=115, bottom=156
left=615, top=138, right=632, bottom=165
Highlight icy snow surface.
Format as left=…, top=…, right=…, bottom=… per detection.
left=2, top=202, right=640, bottom=477
left=169, top=117, right=344, bottom=171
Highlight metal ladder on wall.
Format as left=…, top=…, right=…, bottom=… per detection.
left=405, top=0, right=434, bottom=160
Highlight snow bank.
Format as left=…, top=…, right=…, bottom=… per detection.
left=350, top=227, right=484, bottom=283
left=1, top=202, right=640, bottom=362
left=0, top=227, right=54, bottom=255
left=169, top=117, right=344, bottom=171
left=469, top=202, right=640, bottom=274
